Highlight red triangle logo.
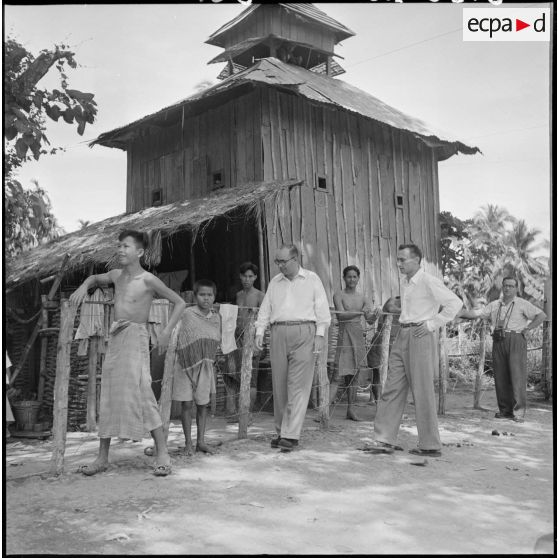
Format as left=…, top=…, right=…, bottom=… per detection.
left=516, top=19, right=530, bottom=31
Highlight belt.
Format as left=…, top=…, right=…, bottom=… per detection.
left=399, top=322, right=423, bottom=328
left=272, top=320, right=316, bottom=326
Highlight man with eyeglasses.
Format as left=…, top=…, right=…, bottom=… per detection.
left=255, top=244, right=331, bottom=452
left=364, top=244, right=462, bottom=458
left=458, top=276, right=546, bottom=422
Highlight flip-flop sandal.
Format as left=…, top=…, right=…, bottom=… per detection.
left=144, top=447, right=155, bottom=457
left=77, top=463, right=109, bottom=476
left=153, top=464, right=172, bottom=477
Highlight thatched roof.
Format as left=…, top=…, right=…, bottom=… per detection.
left=5, top=179, right=302, bottom=288
left=91, top=58, right=480, bottom=161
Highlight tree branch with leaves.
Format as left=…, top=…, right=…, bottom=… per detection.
left=4, top=37, right=98, bottom=174
left=4, top=36, right=98, bottom=256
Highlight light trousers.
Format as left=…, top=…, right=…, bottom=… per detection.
left=374, top=326, right=441, bottom=451
left=270, top=323, right=316, bottom=440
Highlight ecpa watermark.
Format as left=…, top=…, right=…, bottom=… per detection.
left=463, top=8, right=550, bottom=41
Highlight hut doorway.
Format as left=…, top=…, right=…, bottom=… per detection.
left=156, top=208, right=265, bottom=302
left=152, top=209, right=266, bottom=410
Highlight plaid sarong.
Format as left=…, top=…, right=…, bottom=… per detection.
left=98, top=320, right=162, bottom=441
left=334, top=320, right=366, bottom=377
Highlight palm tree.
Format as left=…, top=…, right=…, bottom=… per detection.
left=461, top=206, right=547, bottom=303
left=469, top=204, right=513, bottom=245
left=501, top=220, right=548, bottom=300
left=78, top=219, right=91, bottom=230
left=463, top=204, right=513, bottom=301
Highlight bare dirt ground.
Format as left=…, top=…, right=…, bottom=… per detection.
left=5, top=383, right=554, bottom=555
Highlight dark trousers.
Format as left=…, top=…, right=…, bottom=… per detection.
left=492, top=332, right=527, bottom=417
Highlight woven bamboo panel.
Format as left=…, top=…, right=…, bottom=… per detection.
left=40, top=304, right=102, bottom=430
left=6, top=317, right=33, bottom=395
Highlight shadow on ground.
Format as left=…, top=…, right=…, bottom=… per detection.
left=5, top=386, right=554, bottom=554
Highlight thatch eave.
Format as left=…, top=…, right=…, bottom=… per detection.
left=5, top=179, right=303, bottom=289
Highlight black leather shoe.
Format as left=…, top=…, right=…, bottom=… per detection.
left=278, top=438, right=299, bottom=452
left=270, top=437, right=281, bottom=449
left=495, top=412, right=514, bottom=419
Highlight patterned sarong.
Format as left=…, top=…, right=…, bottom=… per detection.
left=173, top=307, right=220, bottom=402
left=98, top=320, right=162, bottom=440
left=334, top=320, right=366, bottom=378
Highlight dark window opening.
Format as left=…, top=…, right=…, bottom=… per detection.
left=317, top=176, right=327, bottom=191
left=396, top=194, right=404, bottom=207
left=212, top=171, right=224, bottom=190
left=152, top=189, right=162, bottom=206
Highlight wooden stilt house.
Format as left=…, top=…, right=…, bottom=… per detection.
left=5, top=3, right=479, bottom=429
left=88, top=2, right=479, bottom=302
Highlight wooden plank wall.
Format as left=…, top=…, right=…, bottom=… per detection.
left=126, top=90, right=262, bottom=213
left=126, top=86, right=442, bottom=304
left=222, top=5, right=335, bottom=53
left=260, top=88, right=441, bottom=306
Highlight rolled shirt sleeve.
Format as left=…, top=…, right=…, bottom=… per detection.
left=425, top=277, right=463, bottom=332
left=470, top=304, right=493, bottom=321
left=313, top=275, right=332, bottom=336
left=255, top=288, right=273, bottom=337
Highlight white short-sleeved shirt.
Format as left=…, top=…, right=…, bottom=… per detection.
left=472, top=296, right=542, bottom=333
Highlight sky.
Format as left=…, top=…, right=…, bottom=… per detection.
left=5, top=2, right=552, bottom=251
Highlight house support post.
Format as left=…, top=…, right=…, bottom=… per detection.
left=379, top=314, right=393, bottom=395
left=160, top=323, right=179, bottom=442
left=238, top=310, right=256, bottom=439
left=473, top=321, right=487, bottom=410
left=86, top=336, right=100, bottom=431
left=49, top=299, right=77, bottom=475
left=317, top=327, right=330, bottom=431
left=37, top=295, right=49, bottom=402
left=438, top=326, right=448, bottom=415
left=257, top=213, right=267, bottom=291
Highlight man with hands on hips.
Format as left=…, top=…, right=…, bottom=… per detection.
left=364, top=244, right=462, bottom=458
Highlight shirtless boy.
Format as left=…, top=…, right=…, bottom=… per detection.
left=223, top=263, right=265, bottom=422
left=332, top=266, right=379, bottom=421
left=173, top=280, right=221, bottom=455
left=70, top=230, right=186, bottom=476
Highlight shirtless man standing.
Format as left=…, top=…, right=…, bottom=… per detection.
left=70, top=230, right=186, bottom=476
left=332, top=266, right=379, bottom=421
left=223, top=263, right=265, bottom=421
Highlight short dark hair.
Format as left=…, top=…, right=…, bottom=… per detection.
left=239, top=262, right=258, bottom=275
left=194, top=279, right=217, bottom=295
left=398, top=243, right=422, bottom=263
left=118, top=230, right=147, bottom=250
left=502, top=276, right=518, bottom=287
left=280, top=244, right=299, bottom=258
left=343, top=265, right=360, bottom=277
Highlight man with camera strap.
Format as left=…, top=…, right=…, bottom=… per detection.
left=460, top=276, right=546, bottom=422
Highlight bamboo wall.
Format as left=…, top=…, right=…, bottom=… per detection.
left=259, top=87, right=441, bottom=306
